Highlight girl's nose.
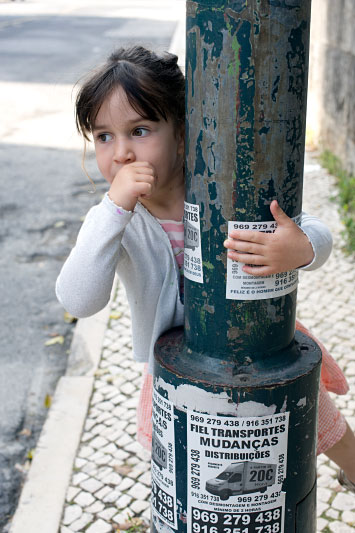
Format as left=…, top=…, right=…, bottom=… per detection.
left=113, top=141, right=135, bottom=164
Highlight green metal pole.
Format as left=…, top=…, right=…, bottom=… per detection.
left=185, top=0, right=309, bottom=357
left=151, top=1, right=321, bottom=532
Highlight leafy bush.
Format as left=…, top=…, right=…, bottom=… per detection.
left=320, top=150, right=355, bottom=254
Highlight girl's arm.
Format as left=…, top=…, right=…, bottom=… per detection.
left=297, top=212, right=332, bottom=271
left=56, top=194, right=133, bottom=317
left=224, top=200, right=332, bottom=276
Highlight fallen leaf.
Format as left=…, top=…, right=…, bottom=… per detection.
left=113, top=464, right=133, bottom=476
left=15, top=461, right=31, bottom=473
left=45, top=335, right=64, bottom=346
left=27, top=449, right=35, bottom=461
left=54, top=221, right=65, bottom=228
left=14, top=463, right=23, bottom=472
left=19, top=428, right=31, bottom=437
left=94, top=368, right=109, bottom=377
left=64, top=312, right=77, bottom=323
left=44, top=394, right=52, bottom=408
left=110, top=310, right=122, bottom=320
left=116, top=517, right=144, bottom=531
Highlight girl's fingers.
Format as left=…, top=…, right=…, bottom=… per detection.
left=135, top=182, right=153, bottom=197
left=227, top=250, right=265, bottom=265
left=241, top=264, right=272, bottom=276
left=124, top=162, right=155, bottom=177
left=135, top=166, right=155, bottom=176
left=130, top=161, right=154, bottom=168
left=228, top=229, right=267, bottom=244
left=135, top=173, right=156, bottom=184
left=224, top=238, right=263, bottom=255
left=137, top=162, right=156, bottom=177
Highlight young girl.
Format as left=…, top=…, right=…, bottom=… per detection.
left=56, top=46, right=355, bottom=493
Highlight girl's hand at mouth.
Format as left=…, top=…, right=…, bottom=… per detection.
left=108, top=161, right=156, bottom=212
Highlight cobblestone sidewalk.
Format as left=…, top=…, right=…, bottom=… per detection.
left=60, top=150, right=354, bottom=533
left=61, top=285, right=151, bottom=533
left=298, top=151, right=355, bottom=532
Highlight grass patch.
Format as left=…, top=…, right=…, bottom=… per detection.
left=319, top=150, right=355, bottom=254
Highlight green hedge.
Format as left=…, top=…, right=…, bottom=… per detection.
left=320, top=150, right=355, bottom=254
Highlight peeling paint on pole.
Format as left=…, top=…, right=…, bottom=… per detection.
left=185, top=0, right=313, bottom=357
left=152, top=2, right=321, bottom=532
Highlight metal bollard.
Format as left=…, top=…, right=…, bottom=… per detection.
left=151, top=1, right=321, bottom=532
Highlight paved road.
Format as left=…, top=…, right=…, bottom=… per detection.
left=0, top=0, right=180, bottom=526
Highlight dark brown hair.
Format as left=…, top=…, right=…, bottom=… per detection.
left=75, top=46, right=185, bottom=141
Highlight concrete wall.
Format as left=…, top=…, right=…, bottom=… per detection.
left=308, top=0, right=355, bottom=174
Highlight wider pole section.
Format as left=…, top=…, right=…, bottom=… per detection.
left=151, top=2, right=321, bottom=532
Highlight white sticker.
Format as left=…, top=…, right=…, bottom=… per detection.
left=151, top=388, right=177, bottom=529
left=184, top=201, right=204, bottom=283
left=226, top=216, right=302, bottom=300
left=187, top=411, right=289, bottom=533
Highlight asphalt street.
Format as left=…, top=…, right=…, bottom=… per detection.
left=0, top=0, right=180, bottom=527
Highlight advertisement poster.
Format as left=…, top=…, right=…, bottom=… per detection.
left=226, top=216, right=302, bottom=300
left=187, top=411, right=290, bottom=533
left=184, top=201, right=204, bottom=284
left=151, top=388, right=177, bottom=529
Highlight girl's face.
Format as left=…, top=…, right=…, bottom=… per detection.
left=92, top=86, right=184, bottom=194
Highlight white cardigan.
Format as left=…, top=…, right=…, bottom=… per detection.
left=56, top=193, right=332, bottom=369
left=56, top=194, right=184, bottom=367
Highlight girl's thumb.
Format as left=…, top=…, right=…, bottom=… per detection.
left=270, top=200, right=290, bottom=225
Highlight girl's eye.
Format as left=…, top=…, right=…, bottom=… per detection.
left=98, top=133, right=112, bottom=142
left=133, top=127, right=149, bottom=137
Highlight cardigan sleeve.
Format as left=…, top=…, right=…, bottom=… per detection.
left=55, top=193, right=134, bottom=317
left=298, top=211, right=333, bottom=271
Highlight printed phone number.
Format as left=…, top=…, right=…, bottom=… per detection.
left=190, top=414, right=287, bottom=426
left=192, top=507, right=282, bottom=533
left=232, top=223, right=277, bottom=231
left=151, top=480, right=175, bottom=526
left=185, top=257, right=202, bottom=271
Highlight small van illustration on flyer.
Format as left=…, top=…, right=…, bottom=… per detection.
left=206, top=461, right=277, bottom=500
